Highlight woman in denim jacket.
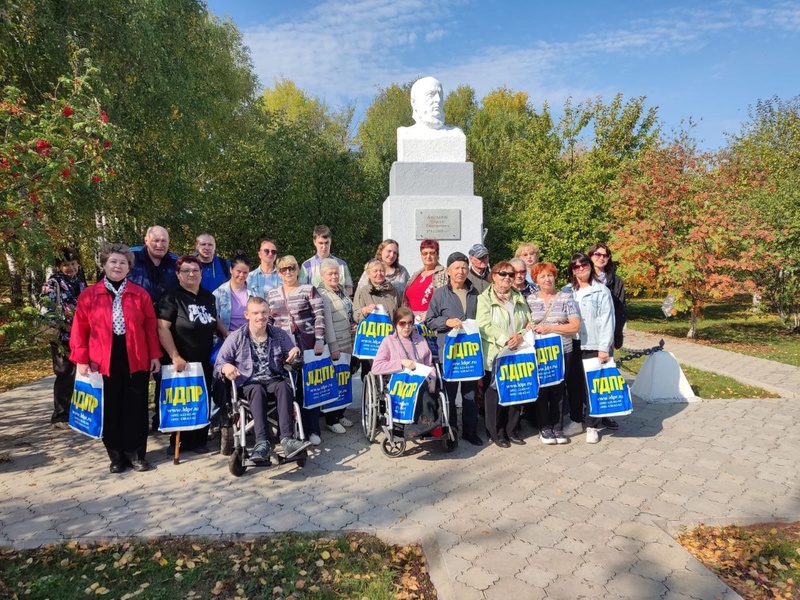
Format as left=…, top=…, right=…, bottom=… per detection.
left=567, top=252, right=614, bottom=444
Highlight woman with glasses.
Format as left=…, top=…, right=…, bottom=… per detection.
left=158, top=255, right=219, bottom=454
left=71, top=244, right=160, bottom=473
left=566, top=252, right=614, bottom=444
left=526, top=262, right=580, bottom=445
left=477, top=261, right=532, bottom=447
left=267, top=255, right=326, bottom=446
left=588, top=243, right=627, bottom=353
left=357, top=239, right=411, bottom=297
left=404, top=239, right=447, bottom=322
left=372, top=307, right=439, bottom=429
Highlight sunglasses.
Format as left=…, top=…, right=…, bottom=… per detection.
left=572, top=263, right=590, bottom=271
left=261, top=248, right=278, bottom=255
left=592, top=252, right=609, bottom=258
left=279, top=266, right=297, bottom=273
left=397, top=320, right=414, bottom=327
left=514, top=270, right=526, bottom=276
left=496, top=271, right=514, bottom=278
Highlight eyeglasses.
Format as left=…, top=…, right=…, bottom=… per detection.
left=496, top=271, right=514, bottom=278
left=572, top=263, right=590, bottom=271
left=397, top=320, right=414, bottom=327
left=514, top=270, right=526, bottom=276
left=592, top=252, right=609, bottom=258
left=279, top=266, right=297, bottom=273
left=179, top=269, right=201, bottom=275
left=261, top=248, right=278, bottom=255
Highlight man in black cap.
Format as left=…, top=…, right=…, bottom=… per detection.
left=467, top=243, right=490, bottom=293
left=425, top=252, right=483, bottom=446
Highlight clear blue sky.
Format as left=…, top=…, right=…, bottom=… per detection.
left=205, top=0, right=800, bottom=150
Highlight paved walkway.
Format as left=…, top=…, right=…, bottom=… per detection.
left=2, top=363, right=799, bottom=599
left=624, top=328, right=800, bottom=398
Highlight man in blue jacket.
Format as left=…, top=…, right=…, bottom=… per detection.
left=195, top=233, right=230, bottom=293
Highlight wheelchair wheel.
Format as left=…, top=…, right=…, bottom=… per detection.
left=380, top=436, right=406, bottom=458
left=228, top=447, right=247, bottom=477
left=361, top=374, right=379, bottom=443
left=220, top=425, right=234, bottom=456
left=443, top=435, right=458, bottom=453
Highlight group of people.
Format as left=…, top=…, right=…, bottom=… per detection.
left=43, top=222, right=626, bottom=474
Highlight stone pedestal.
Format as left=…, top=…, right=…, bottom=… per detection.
left=383, top=161, right=483, bottom=273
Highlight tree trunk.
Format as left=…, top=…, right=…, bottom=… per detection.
left=686, top=302, right=699, bottom=339
left=5, top=253, right=23, bottom=307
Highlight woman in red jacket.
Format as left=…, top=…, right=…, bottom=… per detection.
left=70, top=244, right=161, bottom=473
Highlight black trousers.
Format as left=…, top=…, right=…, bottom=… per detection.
left=566, top=343, right=588, bottom=423
left=483, top=370, right=521, bottom=441
left=535, top=350, right=573, bottom=430
left=444, top=379, right=479, bottom=435
left=103, top=335, right=149, bottom=462
left=242, top=379, right=294, bottom=443
left=50, top=341, right=75, bottom=423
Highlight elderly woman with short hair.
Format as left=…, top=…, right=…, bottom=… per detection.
left=515, top=242, right=540, bottom=284
left=71, top=243, right=161, bottom=473
left=318, top=258, right=357, bottom=434
left=510, top=258, right=537, bottom=299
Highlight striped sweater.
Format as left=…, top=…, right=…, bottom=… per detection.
left=267, top=284, right=325, bottom=350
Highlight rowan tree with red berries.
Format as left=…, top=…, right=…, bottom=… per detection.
left=610, top=142, right=776, bottom=338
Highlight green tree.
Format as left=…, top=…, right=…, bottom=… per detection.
left=728, top=95, right=800, bottom=331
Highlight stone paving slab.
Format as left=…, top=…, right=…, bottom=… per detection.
left=625, top=328, right=800, bottom=398
left=3, top=375, right=799, bottom=598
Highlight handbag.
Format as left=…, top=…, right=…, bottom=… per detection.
left=442, top=319, right=484, bottom=382
left=583, top=358, right=633, bottom=417
left=159, top=362, right=210, bottom=432
left=301, top=346, right=338, bottom=409
left=494, top=338, right=539, bottom=406
left=69, top=371, right=104, bottom=439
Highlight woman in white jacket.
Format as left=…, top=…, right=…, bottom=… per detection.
left=567, top=252, right=615, bottom=444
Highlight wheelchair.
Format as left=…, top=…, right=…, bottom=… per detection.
left=361, top=363, right=457, bottom=458
left=220, top=370, right=311, bottom=477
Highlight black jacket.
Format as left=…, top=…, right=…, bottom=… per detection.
left=604, top=271, right=627, bottom=349
left=425, top=280, right=480, bottom=361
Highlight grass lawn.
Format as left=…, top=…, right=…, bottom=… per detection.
left=627, top=297, right=800, bottom=367
left=0, top=533, right=436, bottom=600
left=619, top=355, right=779, bottom=399
left=677, top=522, right=800, bottom=600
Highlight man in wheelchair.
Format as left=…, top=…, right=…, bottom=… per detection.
left=214, top=297, right=309, bottom=461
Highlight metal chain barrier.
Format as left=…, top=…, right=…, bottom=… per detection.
left=616, top=339, right=665, bottom=364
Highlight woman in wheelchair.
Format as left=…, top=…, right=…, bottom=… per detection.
left=372, top=307, right=440, bottom=435
left=214, top=297, right=310, bottom=461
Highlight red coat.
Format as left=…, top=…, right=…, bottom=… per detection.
left=70, top=280, right=161, bottom=376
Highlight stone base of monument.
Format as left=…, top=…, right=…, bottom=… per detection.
left=630, top=351, right=698, bottom=403
left=383, top=161, right=483, bottom=273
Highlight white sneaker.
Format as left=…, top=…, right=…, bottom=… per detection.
left=327, top=423, right=346, bottom=434
left=586, top=427, right=600, bottom=444
left=339, top=416, right=354, bottom=428
left=309, top=433, right=322, bottom=446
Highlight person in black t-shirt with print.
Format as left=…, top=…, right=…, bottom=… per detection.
left=157, top=255, right=218, bottom=453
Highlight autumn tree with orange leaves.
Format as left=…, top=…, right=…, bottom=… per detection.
left=610, top=144, right=776, bottom=338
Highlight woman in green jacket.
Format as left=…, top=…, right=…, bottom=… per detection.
left=477, top=261, right=532, bottom=447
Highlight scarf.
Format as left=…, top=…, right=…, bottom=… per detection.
left=493, top=285, right=511, bottom=304
left=104, top=277, right=127, bottom=335
left=369, top=281, right=395, bottom=295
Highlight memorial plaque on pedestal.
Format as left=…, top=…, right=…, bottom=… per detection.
left=415, top=209, right=461, bottom=240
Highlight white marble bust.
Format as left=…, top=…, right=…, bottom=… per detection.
left=397, top=76, right=466, bottom=162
